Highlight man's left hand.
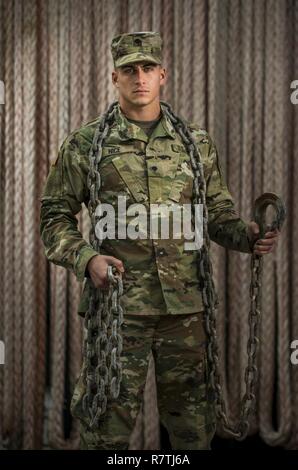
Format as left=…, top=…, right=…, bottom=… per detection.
left=248, top=221, right=281, bottom=256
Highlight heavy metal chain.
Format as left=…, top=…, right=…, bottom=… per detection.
left=83, top=99, right=286, bottom=439
left=83, top=101, right=124, bottom=430
left=161, top=101, right=286, bottom=439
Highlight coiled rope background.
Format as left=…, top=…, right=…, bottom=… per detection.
left=0, top=0, right=297, bottom=450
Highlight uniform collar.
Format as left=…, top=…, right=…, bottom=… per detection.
left=114, top=100, right=176, bottom=142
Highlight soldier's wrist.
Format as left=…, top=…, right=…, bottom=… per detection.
left=75, top=247, right=100, bottom=282
left=85, top=254, right=100, bottom=276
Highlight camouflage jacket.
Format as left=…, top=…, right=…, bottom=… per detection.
left=40, top=101, right=253, bottom=316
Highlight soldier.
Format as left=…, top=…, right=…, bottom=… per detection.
left=39, top=32, right=280, bottom=450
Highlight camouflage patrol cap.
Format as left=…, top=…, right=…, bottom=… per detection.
left=111, top=32, right=162, bottom=68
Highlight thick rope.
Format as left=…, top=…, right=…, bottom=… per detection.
left=141, top=0, right=152, bottom=32
left=286, top=0, right=298, bottom=450
left=46, top=0, right=59, bottom=449
left=152, top=0, right=161, bottom=33
left=48, top=0, right=59, bottom=166
left=181, top=0, right=193, bottom=119
left=192, top=0, right=207, bottom=128
left=212, top=0, right=228, bottom=143
left=173, top=0, right=182, bottom=113
left=70, top=0, right=83, bottom=126
left=13, top=0, right=24, bottom=449
left=273, top=0, right=292, bottom=446
left=258, top=0, right=279, bottom=445
left=34, top=0, right=49, bottom=448
left=107, top=2, right=119, bottom=108
left=3, top=0, right=15, bottom=449
left=252, top=0, right=265, bottom=200
left=82, top=0, right=93, bottom=123
left=121, top=0, right=129, bottom=32
left=273, top=1, right=292, bottom=446
left=48, top=0, right=70, bottom=449
left=226, top=0, right=242, bottom=430
left=47, top=0, right=65, bottom=450
left=48, top=0, right=79, bottom=449
left=94, top=0, right=104, bottom=115
left=0, top=0, right=5, bottom=446
left=259, top=0, right=291, bottom=446
left=23, top=0, right=37, bottom=449
left=127, top=0, right=141, bottom=31
left=161, top=0, right=174, bottom=103
left=207, top=0, right=217, bottom=133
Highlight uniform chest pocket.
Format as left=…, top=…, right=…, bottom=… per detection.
left=167, top=150, right=194, bottom=203
left=99, top=149, right=148, bottom=204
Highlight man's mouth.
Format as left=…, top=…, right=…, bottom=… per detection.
left=133, top=90, right=149, bottom=93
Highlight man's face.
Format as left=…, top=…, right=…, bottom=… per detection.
left=112, top=61, right=166, bottom=107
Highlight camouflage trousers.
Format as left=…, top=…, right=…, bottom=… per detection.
left=70, top=311, right=217, bottom=450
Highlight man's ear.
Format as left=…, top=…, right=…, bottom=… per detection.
left=112, top=70, right=118, bottom=87
left=160, top=66, right=166, bottom=86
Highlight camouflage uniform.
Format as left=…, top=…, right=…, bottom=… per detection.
left=40, top=31, right=253, bottom=450
left=71, top=312, right=216, bottom=450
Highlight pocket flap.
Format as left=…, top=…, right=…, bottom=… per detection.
left=112, top=156, right=148, bottom=203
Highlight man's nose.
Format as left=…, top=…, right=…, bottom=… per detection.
left=134, top=67, right=146, bottom=82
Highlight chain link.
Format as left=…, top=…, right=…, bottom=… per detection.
left=161, top=101, right=286, bottom=440
left=82, top=101, right=124, bottom=430
left=82, top=99, right=286, bottom=439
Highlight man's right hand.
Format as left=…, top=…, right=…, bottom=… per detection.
left=86, top=255, right=125, bottom=289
